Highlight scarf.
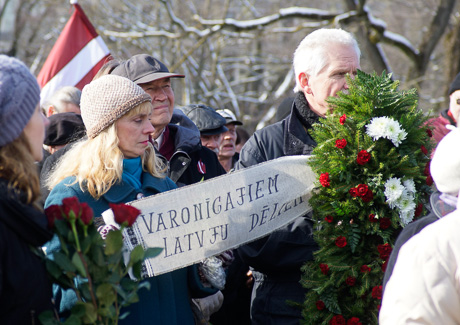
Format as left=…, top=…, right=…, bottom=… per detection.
left=122, top=157, right=143, bottom=190
left=293, top=91, right=320, bottom=130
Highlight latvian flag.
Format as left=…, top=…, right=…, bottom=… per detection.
left=37, top=0, right=110, bottom=105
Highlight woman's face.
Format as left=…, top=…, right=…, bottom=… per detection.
left=116, top=107, right=155, bottom=158
left=23, top=104, right=49, bottom=161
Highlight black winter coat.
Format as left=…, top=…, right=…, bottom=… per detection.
left=0, top=178, right=54, bottom=324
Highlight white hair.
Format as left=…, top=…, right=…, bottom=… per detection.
left=45, top=86, right=81, bottom=112
left=292, top=28, right=361, bottom=92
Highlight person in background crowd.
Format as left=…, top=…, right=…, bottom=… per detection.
left=44, top=75, right=218, bottom=325
left=180, top=104, right=228, bottom=155
left=235, top=28, right=361, bottom=324
left=380, top=126, right=460, bottom=324
left=0, top=55, right=53, bottom=324
left=43, top=86, right=81, bottom=117
left=235, top=127, right=250, bottom=154
left=216, top=109, right=243, bottom=172
left=426, top=71, right=460, bottom=143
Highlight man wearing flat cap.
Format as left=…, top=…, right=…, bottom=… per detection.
left=181, top=104, right=228, bottom=155
left=111, top=54, right=226, bottom=187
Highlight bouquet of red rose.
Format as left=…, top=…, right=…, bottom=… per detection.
left=301, top=71, right=433, bottom=324
left=39, top=197, right=161, bottom=325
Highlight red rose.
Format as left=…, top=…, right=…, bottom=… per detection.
left=356, top=150, right=371, bottom=165
left=325, top=215, right=334, bottom=223
left=330, top=315, right=346, bottom=325
left=62, top=196, right=81, bottom=220
left=349, top=188, right=358, bottom=197
left=320, top=263, right=329, bottom=275
left=372, top=285, right=382, bottom=299
left=426, top=129, right=433, bottom=137
left=424, top=161, right=431, bottom=176
left=421, top=145, right=428, bottom=155
left=426, top=175, right=433, bottom=186
left=377, top=243, right=392, bottom=260
left=109, top=203, right=141, bottom=227
left=45, top=205, right=63, bottom=229
left=335, top=139, right=347, bottom=149
left=316, top=300, right=325, bottom=310
left=356, top=184, right=368, bottom=197
left=368, top=214, right=377, bottom=222
left=379, top=217, right=391, bottom=230
left=320, top=173, right=330, bottom=187
left=80, top=202, right=94, bottom=225
left=414, top=203, right=423, bottom=218
left=360, top=265, right=371, bottom=273
left=346, top=276, right=356, bottom=286
left=339, top=114, right=347, bottom=125
left=347, top=317, right=362, bottom=325
left=382, top=260, right=388, bottom=272
left=361, top=189, right=374, bottom=202
left=335, top=236, right=347, bottom=248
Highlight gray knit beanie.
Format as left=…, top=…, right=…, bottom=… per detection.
left=80, top=75, right=151, bottom=138
left=0, top=55, right=40, bottom=147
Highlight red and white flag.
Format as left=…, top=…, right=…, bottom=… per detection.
left=37, top=0, right=110, bottom=105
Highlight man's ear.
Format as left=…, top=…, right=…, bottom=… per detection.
left=299, top=72, right=312, bottom=94
left=46, top=105, right=56, bottom=117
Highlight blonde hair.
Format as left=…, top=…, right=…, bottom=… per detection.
left=46, top=102, right=165, bottom=199
left=0, top=133, right=41, bottom=207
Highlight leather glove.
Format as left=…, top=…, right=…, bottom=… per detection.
left=193, top=291, right=224, bottom=321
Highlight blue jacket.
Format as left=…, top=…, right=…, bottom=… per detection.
left=45, top=173, right=216, bottom=324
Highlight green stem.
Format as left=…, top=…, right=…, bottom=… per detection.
left=77, top=251, right=99, bottom=318
left=70, top=219, right=81, bottom=252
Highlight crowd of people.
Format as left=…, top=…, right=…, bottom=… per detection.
left=1, top=26, right=460, bottom=325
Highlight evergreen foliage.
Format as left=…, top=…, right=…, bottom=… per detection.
left=301, top=70, right=433, bottom=325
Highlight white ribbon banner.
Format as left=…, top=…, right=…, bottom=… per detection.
left=104, top=155, right=315, bottom=276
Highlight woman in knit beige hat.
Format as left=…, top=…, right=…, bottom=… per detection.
left=44, top=75, right=218, bottom=324
left=0, top=55, right=54, bottom=323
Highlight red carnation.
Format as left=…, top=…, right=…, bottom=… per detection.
left=335, top=236, right=347, bottom=248
left=320, top=173, right=330, bottom=187
left=360, top=265, right=371, bottom=273
left=325, top=215, right=334, bottom=223
left=426, top=175, right=433, bottom=186
left=424, top=161, right=431, bottom=176
left=377, top=243, right=392, bottom=260
left=426, top=129, right=433, bottom=137
left=421, top=145, right=428, bottom=155
left=361, top=189, right=374, bottom=202
left=347, top=317, right=362, bottom=325
left=346, top=276, right=356, bottom=286
left=45, top=205, right=63, bottom=229
left=372, top=285, right=382, bottom=300
left=349, top=188, right=358, bottom=197
left=356, top=150, right=371, bottom=165
left=316, top=300, right=326, bottom=310
left=109, top=203, right=141, bottom=227
left=330, top=315, right=346, bottom=325
left=62, top=196, right=81, bottom=220
left=379, top=217, right=391, bottom=230
left=335, top=139, right=347, bottom=149
left=80, top=203, right=94, bottom=226
left=356, top=184, right=368, bottom=197
left=339, top=114, right=347, bottom=125
left=368, top=214, right=377, bottom=222
left=414, top=203, right=423, bottom=218
left=382, top=260, right=388, bottom=272
left=320, top=263, right=329, bottom=275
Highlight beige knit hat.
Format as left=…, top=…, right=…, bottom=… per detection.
left=80, top=75, right=151, bottom=138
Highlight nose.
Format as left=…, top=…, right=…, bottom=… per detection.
left=144, top=120, right=155, bottom=134
left=153, top=88, right=167, bottom=102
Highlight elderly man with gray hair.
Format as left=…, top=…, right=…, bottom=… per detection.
left=44, top=86, right=81, bottom=117
left=235, top=28, right=361, bottom=324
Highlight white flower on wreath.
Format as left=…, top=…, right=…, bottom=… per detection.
left=365, top=116, right=407, bottom=147
left=384, top=177, right=405, bottom=208
left=403, top=179, right=416, bottom=193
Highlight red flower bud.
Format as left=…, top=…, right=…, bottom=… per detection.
left=372, top=285, right=382, bottom=299
left=349, top=188, right=358, bottom=197
left=335, top=236, right=347, bottom=248
left=316, top=300, right=325, bottom=310
left=361, top=189, right=374, bottom=203
left=421, top=145, right=428, bottom=155
left=379, top=217, right=391, bottom=230
left=414, top=203, right=423, bottom=218
left=356, top=184, right=368, bottom=197
left=426, top=175, right=433, bottom=186
left=382, top=260, right=388, bottom=272
left=368, top=214, right=377, bottom=222
left=335, top=139, right=347, bottom=149
left=329, top=315, right=346, bottom=325
left=320, top=263, right=329, bottom=275
left=62, top=197, right=81, bottom=220
left=347, top=317, right=362, bottom=325
left=346, top=276, right=356, bottom=286
left=325, top=215, right=334, bottom=223
left=426, top=129, right=432, bottom=137
left=319, top=173, right=330, bottom=187
left=80, top=203, right=94, bottom=225
left=360, top=265, right=371, bottom=273
left=109, top=203, right=141, bottom=227
left=339, top=114, right=347, bottom=125
left=45, top=205, right=63, bottom=229
left=377, top=243, right=392, bottom=260
left=356, top=150, right=371, bottom=165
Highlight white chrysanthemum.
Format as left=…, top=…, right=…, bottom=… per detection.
left=403, top=179, right=416, bottom=193
left=396, top=190, right=416, bottom=213
left=399, top=210, right=415, bottom=226
left=392, top=129, right=408, bottom=147
left=366, top=117, right=389, bottom=140
left=384, top=177, right=404, bottom=208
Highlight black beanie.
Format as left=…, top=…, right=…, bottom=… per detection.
left=448, top=72, right=460, bottom=95
left=44, top=112, right=86, bottom=146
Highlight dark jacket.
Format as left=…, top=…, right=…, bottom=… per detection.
left=235, top=92, right=319, bottom=324
left=0, top=178, right=54, bottom=324
left=45, top=173, right=216, bottom=325
left=165, top=111, right=226, bottom=187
